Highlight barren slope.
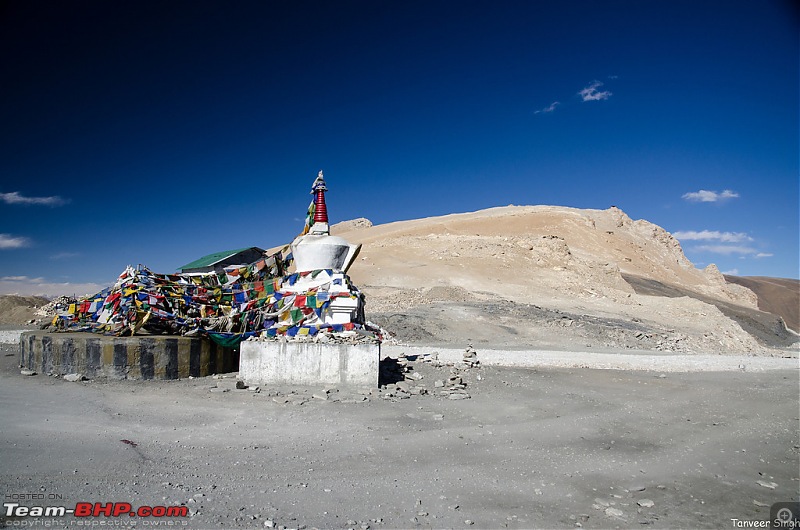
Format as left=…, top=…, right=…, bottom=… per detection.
left=0, top=295, right=49, bottom=325
left=724, top=275, right=799, bottom=333
left=331, top=206, right=797, bottom=354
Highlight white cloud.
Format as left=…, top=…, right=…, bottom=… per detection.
left=0, top=276, right=105, bottom=297
left=721, top=268, right=739, bottom=275
left=534, top=101, right=560, bottom=114
left=679, top=229, right=772, bottom=260
left=672, top=230, right=753, bottom=243
left=0, top=233, right=30, bottom=249
left=694, top=245, right=757, bottom=255
left=682, top=189, right=740, bottom=202
left=578, top=81, right=612, bottom=102
left=0, top=191, right=69, bottom=206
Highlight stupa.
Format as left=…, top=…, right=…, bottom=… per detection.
left=284, top=171, right=364, bottom=326
left=239, top=171, right=379, bottom=388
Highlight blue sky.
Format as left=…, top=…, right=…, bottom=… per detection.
left=0, top=0, right=797, bottom=296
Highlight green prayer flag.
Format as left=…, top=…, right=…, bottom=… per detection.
left=208, top=332, right=244, bottom=349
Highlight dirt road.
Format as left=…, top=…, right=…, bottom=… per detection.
left=1, top=337, right=798, bottom=529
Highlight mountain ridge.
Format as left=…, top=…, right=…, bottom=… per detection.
left=330, top=205, right=796, bottom=353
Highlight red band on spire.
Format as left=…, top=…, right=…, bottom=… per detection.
left=313, top=189, right=328, bottom=223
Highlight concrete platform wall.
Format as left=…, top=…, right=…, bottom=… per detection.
left=19, top=331, right=237, bottom=379
left=240, top=340, right=379, bottom=388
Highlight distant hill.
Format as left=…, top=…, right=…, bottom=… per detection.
left=724, top=276, right=799, bottom=333
left=0, top=295, right=49, bottom=325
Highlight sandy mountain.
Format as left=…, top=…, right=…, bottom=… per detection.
left=331, top=206, right=797, bottom=354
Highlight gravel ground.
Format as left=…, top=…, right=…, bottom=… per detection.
left=382, top=345, right=799, bottom=373
left=0, top=328, right=28, bottom=344
left=1, top=338, right=798, bottom=529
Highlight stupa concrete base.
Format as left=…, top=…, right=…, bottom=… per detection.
left=19, top=331, right=237, bottom=380
left=239, top=340, right=379, bottom=388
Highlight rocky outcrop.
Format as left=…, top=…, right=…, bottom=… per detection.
left=320, top=206, right=794, bottom=353
left=331, top=218, right=373, bottom=232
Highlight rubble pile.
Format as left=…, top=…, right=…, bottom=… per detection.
left=379, top=346, right=481, bottom=401
left=247, top=329, right=380, bottom=345
left=35, top=295, right=77, bottom=318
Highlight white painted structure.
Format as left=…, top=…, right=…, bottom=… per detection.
left=280, top=269, right=364, bottom=326
left=291, top=227, right=361, bottom=274
left=239, top=171, right=378, bottom=387
left=283, top=171, right=365, bottom=327
left=240, top=340, right=379, bottom=387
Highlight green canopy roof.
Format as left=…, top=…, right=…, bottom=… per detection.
left=178, top=247, right=260, bottom=271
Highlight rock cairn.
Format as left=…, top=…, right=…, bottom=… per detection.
left=463, top=344, right=479, bottom=367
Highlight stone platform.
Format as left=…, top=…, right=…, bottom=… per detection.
left=240, top=340, right=380, bottom=388
left=19, top=331, right=237, bottom=380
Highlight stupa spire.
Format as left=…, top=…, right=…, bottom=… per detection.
left=292, top=169, right=361, bottom=273
left=311, top=170, right=329, bottom=225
